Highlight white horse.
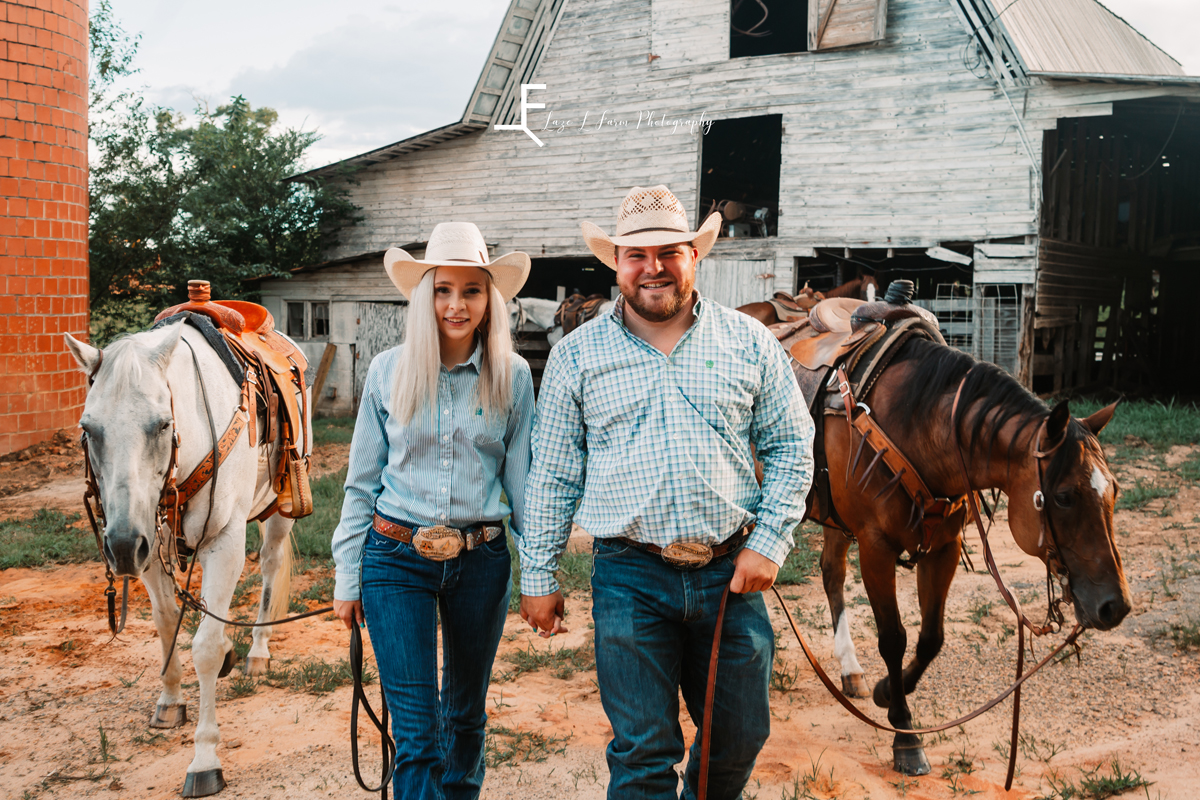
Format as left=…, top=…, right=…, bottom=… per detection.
left=506, top=296, right=560, bottom=332
left=65, top=321, right=296, bottom=798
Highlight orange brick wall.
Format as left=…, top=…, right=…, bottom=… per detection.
left=0, top=0, right=89, bottom=455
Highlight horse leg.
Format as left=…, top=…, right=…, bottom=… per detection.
left=245, top=515, right=294, bottom=676
left=183, top=523, right=245, bottom=797
left=143, top=554, right=188, bottom=728
left=820, top=527, right=868, bottom=697
left=887, top=537, right=962, bottom=699
left=858, top=539, right=930, bottom=776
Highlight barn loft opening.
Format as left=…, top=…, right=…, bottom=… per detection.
left=522, top=256, right=615, bottom=301
left=699, top=115, right=782, bottom=239
left=730, top=0, right=808, bottom=58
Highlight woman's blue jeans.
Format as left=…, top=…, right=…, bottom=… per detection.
left=591, top=538, right=774, bottom=800
left=361, top=525, right=512, bottom=800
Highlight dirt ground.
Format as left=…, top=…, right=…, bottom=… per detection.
left=1, top=435, right=1198, bottom=800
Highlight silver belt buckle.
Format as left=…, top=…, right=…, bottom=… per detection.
left=412, top=526, right=465, bottom=561
left=660, top=541, right=713, bottom=570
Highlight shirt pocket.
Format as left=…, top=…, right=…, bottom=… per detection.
left=463, top=410, right=507, bottom=463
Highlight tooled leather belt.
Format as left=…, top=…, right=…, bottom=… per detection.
left=372, top=514, right=504, bottom=561
left=613, top=525, right=754, bottom=570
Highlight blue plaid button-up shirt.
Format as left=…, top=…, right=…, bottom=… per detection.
left=332, top=344, right=535, bottom=602
left=520, top=294, right=814, bottom=597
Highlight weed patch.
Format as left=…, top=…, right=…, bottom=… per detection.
left=493, top=641, right=595, bottom=683
left=263, top=657, right=370, bottom=695
left=484, top=725, right=569, bottom=766
left=312, top=416, right=356, bottom=446
left=778, top=526, right=822, bottom=585
left=1116, top=478, right=1177, bottom=512
left=1041, top=759, right=1151, bottom=799
left=0, top=509, right=92, bottom=568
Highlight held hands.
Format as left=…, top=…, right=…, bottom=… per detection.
left=520, top=591, right=568, bottom=638
left=333, top=599, right=364, bottom=631
left=729, top=548, right=779, bottom=594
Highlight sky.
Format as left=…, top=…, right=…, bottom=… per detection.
left=107, top=0, right=1200, bottom=170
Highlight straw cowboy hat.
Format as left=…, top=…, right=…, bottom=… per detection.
left=384, top=222, right=531, bottom=302
left=581, top=185, right=722, bottom=270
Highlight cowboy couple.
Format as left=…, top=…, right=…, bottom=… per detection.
left=332, top=185, right=815, bottom=799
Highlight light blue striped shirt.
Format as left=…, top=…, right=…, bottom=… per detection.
left=332, top=344, right=535, bottom=602
left=520, top=294, right=814, bottom=597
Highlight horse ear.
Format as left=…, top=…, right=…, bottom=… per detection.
left=64, top=333, right=101, bottom=376
left=1081, top=400, right=1120, bottom=437
left=148, top=321, right=185, bottom=368
left=1046, top=400, right=1071, bottom=441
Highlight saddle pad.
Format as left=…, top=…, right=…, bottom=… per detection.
left=809, top=298, right=865, bottom=334
left=152, top=312, right=245, bottom=387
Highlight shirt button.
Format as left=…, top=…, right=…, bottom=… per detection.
left=441, top=487, right=447, bottom=493
left=443, top=409, right=449, bottom=415
left=440, top=513, right=447, bottom=520
left=443, top=434, right=450, bottom=442
left=443, top=460, right=449, bottom=466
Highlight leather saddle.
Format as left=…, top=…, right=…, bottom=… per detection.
left=792, top=297, right=943, bottom=371
left=556, top=292, right=609, bottom=335
left=155, top=281, right=313, bottom=520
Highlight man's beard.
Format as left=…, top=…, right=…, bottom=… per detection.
left=620, top=275, right=693, bottom=322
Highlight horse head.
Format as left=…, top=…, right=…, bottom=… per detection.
left=1006, top=400, right=1131, bottom=631
left=65, top=323, right=184, bottom=577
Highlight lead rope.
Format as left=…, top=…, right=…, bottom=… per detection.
left=351, top=623, right=395, bottom=800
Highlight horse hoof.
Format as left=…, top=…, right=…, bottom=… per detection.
left=893, top=745, right=931, bottom=776
left=149, top=703, right=188, bottom=729
left=842, top=673, right=870, bottom=698
left=243, top=657, right=270, bottom=677
left=182, top=769, right=226, bottom=797
left=218, top=649, right=238, bottom=679
left=872, top=677, right=890, bottom=709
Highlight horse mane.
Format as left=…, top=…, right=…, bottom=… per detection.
left=96, top=335, right=147, bottom=396
left=891, top=337, right=1050, bottom=463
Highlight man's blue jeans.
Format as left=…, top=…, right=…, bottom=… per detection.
left=361, top=523, right=512, bottom=800
left=591, top=538, right=774, bottom=800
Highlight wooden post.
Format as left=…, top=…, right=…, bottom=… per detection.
left=311, top=343, right=337, bottom=414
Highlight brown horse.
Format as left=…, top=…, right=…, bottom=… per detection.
left=788, top=332, right=1130, bottom=776
left=738, top=274, right=879, bottom=326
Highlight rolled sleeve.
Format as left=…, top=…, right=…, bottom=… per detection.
left=745, top=334, right=815, bottom=567
left=331, top=359, right=389, bottom=602
left=520, top=343, right=587, bottom=596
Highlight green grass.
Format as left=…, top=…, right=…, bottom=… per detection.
left=0, top=509, right=94, bottom=568
left=492, top=641, right=596, bottom=683
left=311, top=416, right=356, bottom=446
left=507, top=537, right=593, bottom=613
left=484, top=724, right=570, bottom=767
left=1158, top=618, right=1200, bottom=651
left=777, top=524, right=823, bottom=585
left=262, top=657, right=370, bottom=695
left=1115, top=478, right=1177, bottom=511
left=1070, top=397, right=1200, bottom=451
left=1041, top=759, right=1151, bottom=799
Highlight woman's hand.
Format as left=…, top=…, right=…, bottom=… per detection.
left=334, top=599, right=365, bottom=630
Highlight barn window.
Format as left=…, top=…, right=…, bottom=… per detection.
left=730, top=0, right=809, bottom=58
left=808, top=0, right=888, bottom=51
left=287, top=302, right=306, bottom=339
left=698, top=115, right=782, bottom=239
left=312, top=303, right=330, bottom=338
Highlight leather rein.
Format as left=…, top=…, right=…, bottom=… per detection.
left=699, top=369, right=1081, bottom=798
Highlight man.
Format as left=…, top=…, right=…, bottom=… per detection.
left=520, top=185, right=814, bottom=799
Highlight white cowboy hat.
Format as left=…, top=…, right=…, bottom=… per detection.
left=581, top=185, right=722, bottom=270
left=384, top=222, right=531, bottom=302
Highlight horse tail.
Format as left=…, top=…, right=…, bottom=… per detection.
left=266, top=521, right=294, bottom=623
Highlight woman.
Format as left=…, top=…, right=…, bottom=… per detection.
left=332, top=222, right=534, bottom=799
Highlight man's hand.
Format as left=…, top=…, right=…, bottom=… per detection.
left=520, top=591, right=568, bottom=638
left=729, top=548, right=779, bottom=594
left=333, top=599, right=364, bottom=631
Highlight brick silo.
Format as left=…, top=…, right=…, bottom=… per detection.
left=0, top=0, right=89, bottom=455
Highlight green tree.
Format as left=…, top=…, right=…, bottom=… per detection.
left=87, top=4, right=360, bottom=345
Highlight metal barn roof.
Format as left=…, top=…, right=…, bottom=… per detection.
left=998, top=0, right=1184, bottom=78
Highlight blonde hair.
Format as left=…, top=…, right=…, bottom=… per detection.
left=391, top=268, right=515, bottom=425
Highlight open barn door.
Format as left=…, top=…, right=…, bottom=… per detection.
left=808, top=0, right=887, bottom=51
left=353, top=302, right=407, bottom=410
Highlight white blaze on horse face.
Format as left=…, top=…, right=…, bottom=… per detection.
left=833, top=610, right=864, bottom=677
left=1090, top=465, right=1110, bottom=499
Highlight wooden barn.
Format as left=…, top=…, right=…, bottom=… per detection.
left=258, top=0, right=1200, bottom=414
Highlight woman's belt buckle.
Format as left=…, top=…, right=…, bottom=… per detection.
left=660, top=541, right=713, bottom=570
left=412, top=526, right=465, bottom=561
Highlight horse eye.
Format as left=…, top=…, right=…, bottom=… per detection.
left=159, top=420, right=172, bottom=433
left=1054, top=491, right=1074, bottom=508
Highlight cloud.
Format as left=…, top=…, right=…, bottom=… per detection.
left=221, top=6, right=504, bottom=167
